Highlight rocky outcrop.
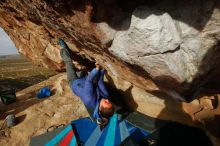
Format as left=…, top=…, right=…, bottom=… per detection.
left=0, top=0, right=220, bottom=143
left=109, top=1, right=220, bottom=100
left=0, top=0, right=220, bottom=100
left=106, top=73, right=220, bottom=144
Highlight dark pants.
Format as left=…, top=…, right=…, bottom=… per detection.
left=65, top=62, right=77, bottom=86
left=64, top=62, right=85, bottom=87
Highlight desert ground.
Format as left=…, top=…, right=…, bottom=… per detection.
left=0, top=55, right=87, bottom=146
left=0, top=55, right=57, bottom=91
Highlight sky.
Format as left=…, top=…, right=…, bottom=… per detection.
left=0, top=27, right=18, bottom=55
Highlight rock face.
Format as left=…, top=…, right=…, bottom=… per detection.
left=0, top=0, right=220, bottom=143
left=0, top=0, right=220, bottom=100
left=109, top=1, right=220, bottom=99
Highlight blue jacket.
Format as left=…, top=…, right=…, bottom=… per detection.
left=71, top=69, right=109, bottom=120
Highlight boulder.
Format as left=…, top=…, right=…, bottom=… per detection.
left=109, top=3, right=220, bottom=99
left=0, top=0, right=219, bottom=100
left=0, top=0, right=220, bottom=143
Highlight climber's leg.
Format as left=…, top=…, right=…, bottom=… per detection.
left=59, top=38, right=78, bottom=86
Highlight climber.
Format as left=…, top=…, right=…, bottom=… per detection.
left=58, top=38, right=114, bottom=129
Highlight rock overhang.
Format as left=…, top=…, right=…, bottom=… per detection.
left=0, top=0, right=220, bottom=101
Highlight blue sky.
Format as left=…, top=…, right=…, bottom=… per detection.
left=0, top=27, right=18, bottom=55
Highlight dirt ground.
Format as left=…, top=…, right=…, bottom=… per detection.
left=0, top=56, right=87, bottom=146
left=0, top=73, right=88, bottom=146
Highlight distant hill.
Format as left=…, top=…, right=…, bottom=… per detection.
left=0, top=54, right=24, bottom=60
left=0, top=54, right=57, bottom=91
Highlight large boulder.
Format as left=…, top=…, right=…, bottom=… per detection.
left=109, top=2, right=220, bottom=100
left=0, top=0, right=220, bottom=142
left=0, top=0, right=219, bottom=100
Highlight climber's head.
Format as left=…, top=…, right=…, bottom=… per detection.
left=99, top=98, right=114, bottom=119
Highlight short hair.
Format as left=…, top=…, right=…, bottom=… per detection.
left=100, top=106, right=115, bottom=118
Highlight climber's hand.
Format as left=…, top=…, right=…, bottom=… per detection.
left=95, top=62, right=101, bottom=70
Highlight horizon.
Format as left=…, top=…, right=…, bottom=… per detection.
left=0, top=27, right=18, bottom=55
left=0, top=54, right=20, bottom=57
